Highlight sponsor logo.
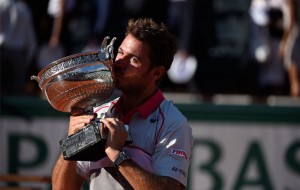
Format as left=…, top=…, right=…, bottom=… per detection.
left=172, top=167, right=187, bottom=177
left=171, top=149, right=187, bottom=160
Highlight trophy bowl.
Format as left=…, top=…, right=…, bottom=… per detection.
left=31, top=37, right=116, bottom=113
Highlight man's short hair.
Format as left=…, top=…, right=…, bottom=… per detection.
left=126, top=18, right=178, bottom=72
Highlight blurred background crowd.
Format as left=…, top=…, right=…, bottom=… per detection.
left=1, top=0, right=299, bottom=100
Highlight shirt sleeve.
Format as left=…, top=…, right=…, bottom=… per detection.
left=152, top=115, right=193, bottom=187
left=77, top=161, right=90, bottom=180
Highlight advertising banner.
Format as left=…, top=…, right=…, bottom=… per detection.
left=1, top=118, right=299, bottom=190
left=189, top=121, right=300, bottom=190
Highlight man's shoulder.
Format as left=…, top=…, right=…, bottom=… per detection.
left=160, top=99, right=185, bottom=116
left=156, top=98, right=193, bottom=127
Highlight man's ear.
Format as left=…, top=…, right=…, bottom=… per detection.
left=152, top=66, right=165, bottom=81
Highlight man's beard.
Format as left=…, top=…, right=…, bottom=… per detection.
left=114, top=74, right=148, bottom=94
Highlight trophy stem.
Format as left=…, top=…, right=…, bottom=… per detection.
left=85, top=105, right=96, bottom=115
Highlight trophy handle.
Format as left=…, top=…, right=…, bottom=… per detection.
left=98, top=36, right=117, bottom=61
left=30, top=75, right=40, bottom=83
left=107, top=37, right=117, bottom=59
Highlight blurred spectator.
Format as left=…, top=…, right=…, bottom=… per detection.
left=162, top=0, right=215, bottom=93
left=279, top=0, right=300, bottom=97
left=47, top=0, right=129, bottom=55
left=46, top=0, right=171, bottom=64
left=249, top=0, right=287, bottom=96
left=123, top=0, right=169, bottom=24
left=25, top=0, right=52, bottom=46
left=0, top=0, right=37, bottom=95
left=165, top=0, right=199, bottom=92
left=47, top=0, right=95, bottom=55
left=167, top=50, right=199, bottom=92
left=83, top=0, right=128, bottom=52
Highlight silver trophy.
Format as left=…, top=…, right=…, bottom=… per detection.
left=31, top=36, right=116, bottom=113
left=31, top=37, right=132, bottom=161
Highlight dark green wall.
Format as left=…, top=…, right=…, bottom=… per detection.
left=2, top=96, right=300, bottom=123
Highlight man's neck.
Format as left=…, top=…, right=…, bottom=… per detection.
left=120, top=88, right=158, bottom=114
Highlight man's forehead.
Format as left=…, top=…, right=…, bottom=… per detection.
left=119, top=35, right=150, bottom=57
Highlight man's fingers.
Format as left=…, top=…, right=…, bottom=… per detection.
left=70, top=115, right=94, bottom=124
left=68, top=115, right=94, bottom=135
left=100, top=118, right=123, bottom=130
left=100, top=119, right=115, bottom=132
left=100, top=118, right=128, bottom=152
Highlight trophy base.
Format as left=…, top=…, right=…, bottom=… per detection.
left=64, top=139, right=107, bottom=161
left=60, top=123, right=106, bottom=161
left=59, top=121, right=132, bottom=161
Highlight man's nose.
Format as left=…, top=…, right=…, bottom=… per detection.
left=114, top=57, right=127, bottom=69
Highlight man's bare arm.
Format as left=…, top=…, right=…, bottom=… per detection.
left=52, top=155, right=84, bottom=190
left=118, top=159, right=184, bottom=190
left=102, top=118, right=185, bottom=190
left=52, top=109, right=93, bottom=189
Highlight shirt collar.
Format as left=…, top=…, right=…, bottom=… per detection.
left=138, top=89, right=165, bottom=119
left=114, top=89, right=165, bottom=120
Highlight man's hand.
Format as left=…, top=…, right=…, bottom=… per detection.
left=100, top=118, right=128, bottom=162
left=69, top=108, right=94, bottom=135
